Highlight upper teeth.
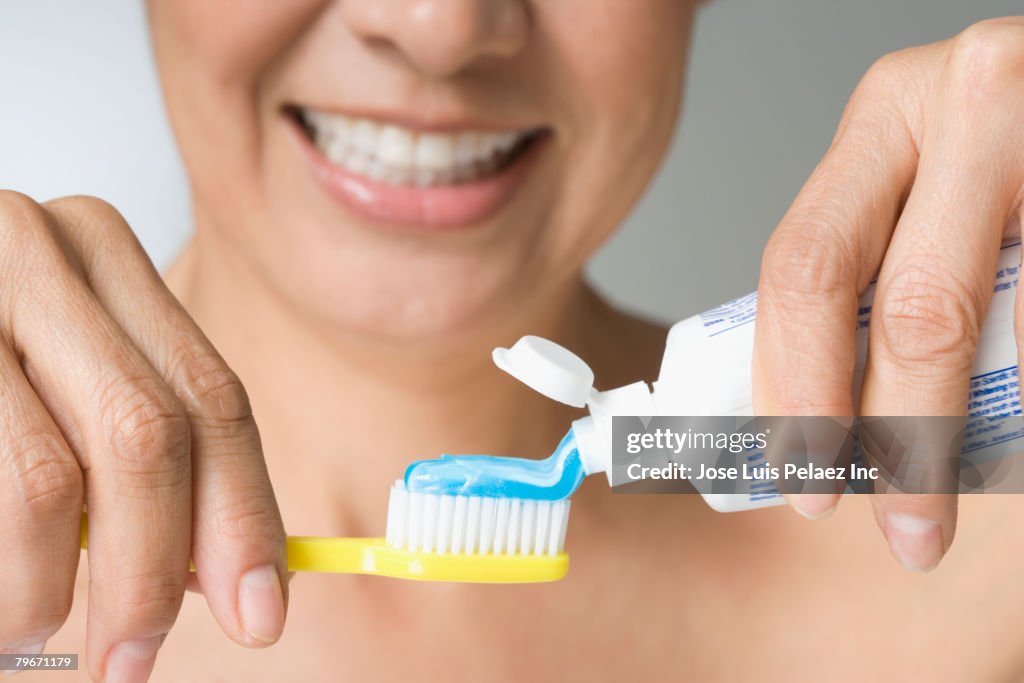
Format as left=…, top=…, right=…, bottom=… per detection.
left=300, top=109, right=532, bottom=186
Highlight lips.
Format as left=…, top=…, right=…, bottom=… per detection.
left=286, top=106, right=549, bottom=230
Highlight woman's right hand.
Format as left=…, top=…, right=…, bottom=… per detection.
left=0, top=192, right=288, bottom=682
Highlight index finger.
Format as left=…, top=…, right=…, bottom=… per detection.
left=753, top=57, right=919, bottom=519
left=45, top=197, right=288, bottom=647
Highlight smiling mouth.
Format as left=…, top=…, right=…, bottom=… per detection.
left=288, top=106, right=546, bottom=188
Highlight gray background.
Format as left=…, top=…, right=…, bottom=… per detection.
left=0, top=1, right=1018, bottom=323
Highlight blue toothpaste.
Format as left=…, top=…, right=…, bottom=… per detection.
left=403, top=428, right=585, bottom=501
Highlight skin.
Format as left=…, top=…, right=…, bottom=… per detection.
left=1, top=1, right=1023, bottom=681
left=753, top=19, right=1024, bottom=570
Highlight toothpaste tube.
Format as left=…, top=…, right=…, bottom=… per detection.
left=494, top=241, right=1023, bottom=511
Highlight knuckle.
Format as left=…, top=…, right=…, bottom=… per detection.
left=6, top=431, right=82, bottom=523
left=101, top=565, right=185, bottom=630
left=182, top=354, right=254, bottom=427
left=0, top=190, right=52, bottom=254
left=860, top=51, right=913, bottom=92
left=46, top=194, right=124, bottom=223
left=850, top=50, right=922, bottom=124
left=45, top=195, right=133, bottom=250
left=0, top=601, right=70, bottom=646
left=766, top=395, right=851, bottom=417
left=0, top=189, right=44, bottom=223
left=760, top=225, right=852, bottom=308
left=759, top=374, right=853, bottom=416
left=876, top=266, right=980, bottom=368
left=98, top=374, right=191, bottom=486
left=212, top=494, right=284, bottom=546
left=948, top=21, right=1024, bottom=98
left=0, top=192, right=76, bottom=321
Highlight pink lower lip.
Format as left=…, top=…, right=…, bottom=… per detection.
left=289, top=118, right=548, bottom=230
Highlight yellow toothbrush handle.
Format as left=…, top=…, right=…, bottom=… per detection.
left=80, top=516, right=568, bottom=583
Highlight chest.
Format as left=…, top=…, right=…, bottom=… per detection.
left=41, top=497, right=1024, bottom=682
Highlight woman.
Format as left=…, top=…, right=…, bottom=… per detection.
left=3, top=2, right=1024, bottom=680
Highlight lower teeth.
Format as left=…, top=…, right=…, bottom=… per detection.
left=329, top=151, right=517, bottom=187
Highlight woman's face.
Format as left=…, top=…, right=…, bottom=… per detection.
left=147, top=0, right=695, bottom=339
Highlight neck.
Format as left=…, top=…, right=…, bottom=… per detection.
left=166, top=232, right=616, bottom=537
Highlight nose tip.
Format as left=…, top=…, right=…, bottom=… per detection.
left=344, top=0, right=529, bottom=78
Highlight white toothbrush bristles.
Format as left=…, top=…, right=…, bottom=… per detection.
left=385, top=480, right=571, bottom=556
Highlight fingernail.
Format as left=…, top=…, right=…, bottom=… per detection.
left=0, top=641, right=45, bottom=656
left=789, top=493, right=838, bottom=520
left=2, top=642, right=45, bottom=676
left=104, top=636, right=162, bottom=683
left=885, top=512, right=944, bottom=573
left=238, top=565, right=285, bottom=644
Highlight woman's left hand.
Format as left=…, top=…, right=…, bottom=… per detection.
left=753, top=18, right=1024, bottom=571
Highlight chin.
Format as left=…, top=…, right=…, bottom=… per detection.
left=268, top=244, right=535, bottom=342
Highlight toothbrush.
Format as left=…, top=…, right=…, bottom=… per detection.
left=81, top=505, right=569, bottom=585
left=79, top=487, right=571, bottom=584
left=80, top=337, right=597, bottom=584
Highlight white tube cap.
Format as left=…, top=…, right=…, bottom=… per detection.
left=492, top=336, right=595, bottom=408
